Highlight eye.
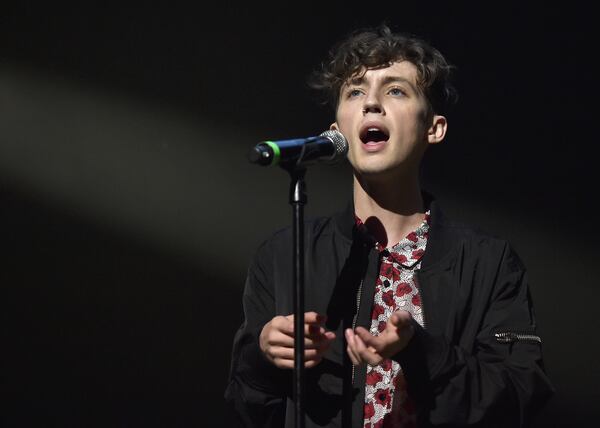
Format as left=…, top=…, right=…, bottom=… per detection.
left=388, top=87, right=406, bottom=97
left=347, top=88, right=364, bottom=98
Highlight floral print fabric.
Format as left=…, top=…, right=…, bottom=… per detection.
left=355, top=212, right=430, bottom=428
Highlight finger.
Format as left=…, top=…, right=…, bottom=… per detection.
left=307, top=325, right=337, bottom=343
left=307, top=323, right=328, bottom=336
left=268, top=331, right=334, bottom=353
left=389, top=310, right=412, bottom=328
left=387, top=313, right=415, bottom=344
left=304, top=311, right=327, bottom=325
left=265, top=345, right=294, bottom=369
left=353, top=332, right=382, bottom=366
left=280, top=315, right=331, bottom=338
left=267, top=336, right=331, bottom=358
left=280, top=314, right=311, bottom=336
left=352, top=329, right=370, bottom=353
left=305, top=357, right=322, bottom=368
left=303, top=320, right=327, bottom=337
left=269, top=346, right=324, bottom=361
left=284, top=312, right=327, bottom=325
left=307, top=324, right=327, bottom=339
left=268, top=332, right=334, bottom=351
left=266, top=329, right=295, bottom=346
left=304, top=323, right=336, bottom=343
left=272, top=316, right=295, bottom=336
left=271, top=354, right=324, bottom=370
left=345, top=329, right=361, bottom=365
left=354, top=326, right=382, bottom=352
left=268, top=347, right=294, bottom=361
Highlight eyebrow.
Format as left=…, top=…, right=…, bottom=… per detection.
left=347, top=75, right=418, bottom=92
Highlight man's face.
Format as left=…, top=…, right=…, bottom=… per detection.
left=333, top=61, right=444, bottom=180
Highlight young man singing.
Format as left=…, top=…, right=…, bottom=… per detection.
left=225, top=25, right=554, bottom=428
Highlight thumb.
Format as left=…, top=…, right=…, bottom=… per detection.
left=389, top=310, right=412, bottom=328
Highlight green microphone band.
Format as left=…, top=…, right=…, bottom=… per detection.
left=264, top=141, right=281, bottom=166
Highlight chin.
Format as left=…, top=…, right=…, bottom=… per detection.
left=351, top=157, right=391, bottom=173
left=353, top=165, right=396, bottom=181
left=352, top=158, right=411, bottom=181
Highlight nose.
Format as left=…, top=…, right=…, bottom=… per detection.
left=362, top=92, right=384, bottom=115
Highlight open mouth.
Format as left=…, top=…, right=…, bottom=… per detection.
left=360, top=126, right=389, bottom=144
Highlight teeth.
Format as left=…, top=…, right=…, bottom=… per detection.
left=368, top=127, right=380, bottom=131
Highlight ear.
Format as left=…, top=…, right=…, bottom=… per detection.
left=329, top=122, right=339, bottom=131
left=427, top=115, right=447, bottom=144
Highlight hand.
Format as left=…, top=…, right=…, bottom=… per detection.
left=345, top=310, right=414, bottom=366
left=259, top=311, right=336, bottom=369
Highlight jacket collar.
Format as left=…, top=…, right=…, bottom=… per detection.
left=333, top=191, right=457, bottom=270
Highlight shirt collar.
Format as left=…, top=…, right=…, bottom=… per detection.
left=354, top=212, right=430, bottom=268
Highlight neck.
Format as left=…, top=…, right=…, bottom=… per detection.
left=353, top=172, right=426, bottom=248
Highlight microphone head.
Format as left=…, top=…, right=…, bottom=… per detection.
left=247, top=144, right=272, bottom=165
left=319, top=129, right=348, bottom=163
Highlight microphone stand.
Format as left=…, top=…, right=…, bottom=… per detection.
left=248, top=131, right=346, bottom=427
left=283, top=164, right=307, bottom=428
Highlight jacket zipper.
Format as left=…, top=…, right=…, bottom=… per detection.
left=413, top=271, right=427, bottom=330
left=494, top=331, right=542, bottom=344
left=351, top=278, right=364, bottom=384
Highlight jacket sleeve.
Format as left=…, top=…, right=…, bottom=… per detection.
left=396, top=241, right=555, bottom=427
left=224, top=240, right=290, bottom=427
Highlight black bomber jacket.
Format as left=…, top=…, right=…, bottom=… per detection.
left=225, top=197, right=554, bottom=427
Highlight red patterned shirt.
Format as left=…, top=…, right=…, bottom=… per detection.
left=356, top=212, right=430, bottom=428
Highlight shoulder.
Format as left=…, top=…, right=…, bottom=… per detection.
left=252, top=213, right=338, bottom=260
left=427, top=204, right=525, bottom=273
left=456, top=221, right=523, bottom=266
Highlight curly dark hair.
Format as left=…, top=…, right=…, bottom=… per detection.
left=308, top=25, right=458, bottom=116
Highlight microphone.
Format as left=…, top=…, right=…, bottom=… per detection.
left=248, top=130, right=348, bottom=167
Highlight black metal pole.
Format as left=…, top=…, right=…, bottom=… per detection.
left=288, top=167, right=306, bottom=428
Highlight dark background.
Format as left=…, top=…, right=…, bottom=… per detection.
left=1, top=3, right=597, bottom=427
